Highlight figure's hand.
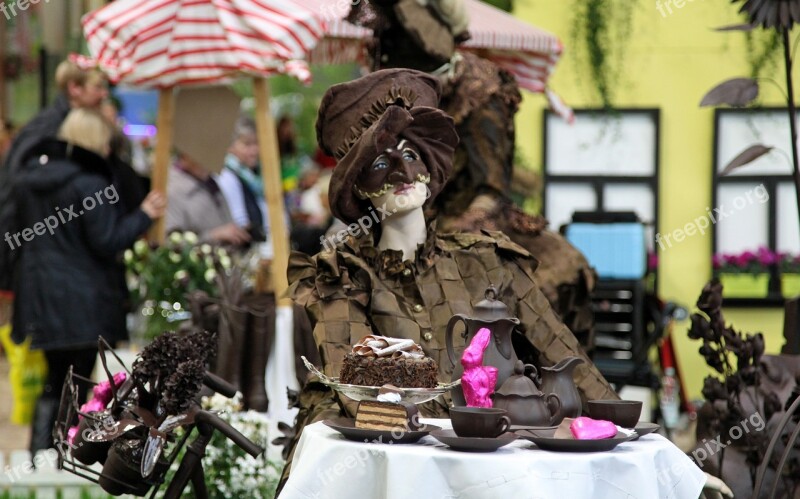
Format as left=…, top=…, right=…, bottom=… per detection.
left=207, top=223, right=251, bottom=246
left=140, top=191, right=166, bottom=219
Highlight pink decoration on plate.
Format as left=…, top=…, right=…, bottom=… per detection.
left=570, top=416, right=617, bottom=440
left=460, top=327, right=497, bottom=408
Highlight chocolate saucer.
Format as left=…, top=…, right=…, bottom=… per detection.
left=429, top=429, right=517, bottom=452
left=633, top=422, right=661, bottom=437
left=516, top=430, right=634, bottom=452
left=323, top=418, right=440, bottom=444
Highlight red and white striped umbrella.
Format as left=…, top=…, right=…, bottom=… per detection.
left=297, top=0, right=563, bottom=96
left=82, top=0, right=327, bottom=88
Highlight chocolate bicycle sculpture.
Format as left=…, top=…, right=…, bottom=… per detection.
left=54, top=332, right=264, bottom=498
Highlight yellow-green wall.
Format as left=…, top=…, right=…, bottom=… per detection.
left=514, top=0, right=790, bottom=401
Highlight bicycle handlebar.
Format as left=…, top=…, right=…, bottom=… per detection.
left=203, top=372, right=237, bottom=398
left=194, top=410, right=263, bottom=458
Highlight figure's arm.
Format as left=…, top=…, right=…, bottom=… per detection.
left=288, top=250, right=373, bottom=379
left=506, top=255, right=619, bottom=405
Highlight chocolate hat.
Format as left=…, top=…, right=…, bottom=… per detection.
left=317, top=69, right=459, bottom=224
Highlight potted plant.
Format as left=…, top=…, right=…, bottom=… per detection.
left=125, top=232, right=231, bottom=342
left=713, top=247, right=775, bottom=298
left=780, top=253, right=800, bottom=298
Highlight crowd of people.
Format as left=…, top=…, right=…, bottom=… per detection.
left=0, top=58, right=335, bottom=458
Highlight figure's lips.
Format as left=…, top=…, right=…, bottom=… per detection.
left=394, top=184, right=414, bottom=195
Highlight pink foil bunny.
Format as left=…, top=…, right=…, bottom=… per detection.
left=460, top=327, right=498, bottom=408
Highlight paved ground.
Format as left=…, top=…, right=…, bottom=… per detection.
left=0, top=354, right=32, bottom=453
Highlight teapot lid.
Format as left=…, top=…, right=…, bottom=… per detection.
left=473, top=286, right=512, bottom=321
left=495, top=361, right=541, bottom=397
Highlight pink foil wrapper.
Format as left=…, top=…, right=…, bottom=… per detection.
left=92, top=372, right=127, bottom=405
left=462, top=365, right=498, bottom=408
left=67, top=426, right=79, bottom=445
left=461, top=328, right=497, bottom=407
left=570, top=416, right=617, bottom=440
left=461, top=328, right=492, bottom=369
left=79, top=399, right=106, bottom=415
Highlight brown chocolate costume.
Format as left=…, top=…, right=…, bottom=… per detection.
left=346, top=0, right=598, bottom=342
left=276, top=69, right=615, bottom=491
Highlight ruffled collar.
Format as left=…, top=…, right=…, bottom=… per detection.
left=347, top=220, right=441, bottom=278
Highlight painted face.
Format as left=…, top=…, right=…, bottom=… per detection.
left=369, top=180, right=429, bottom=215
left=355, top=140, right=430, bottom=199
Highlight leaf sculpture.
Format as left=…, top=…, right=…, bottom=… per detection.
left=720, top=144, right=774, bottom=176
left=700, top=77, right=759, bottom=107
left=713, top=23, right=756, bottom=31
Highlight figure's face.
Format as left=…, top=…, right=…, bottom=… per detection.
left=370, top=180, right=429, bottom=215
left=70, top=72, right=109, bottom=110
left=229, top=132, right=259, bottom=169
left=355, top=140, right=430, bottom=199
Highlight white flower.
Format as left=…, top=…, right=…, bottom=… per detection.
left=174, top=270, right=188, bottom=281
left=201, top=244, right=212, bottom=255
left=204, top=269, right=217, bottom=283
left=168, top=251, right=181, bottom=263
left=133, top=239, right=148, bottom=256
left=169, top=232, right=184, bottom=245
left=124, top=249, right=134, bottom=264
left=184, top=231, right=199, bottom=245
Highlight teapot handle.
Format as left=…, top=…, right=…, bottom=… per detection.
left=546, top=393, right=562, bottom=426
left=523, top=364, right=540, bottom=385
left=445, top=314, right=468, bottom=367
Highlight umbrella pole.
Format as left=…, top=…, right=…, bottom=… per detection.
left=253, top=77, right=290, bottom=306
left=149, top=87, right=176, bottom=244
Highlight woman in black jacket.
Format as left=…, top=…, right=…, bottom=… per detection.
left=10, top=108, right=165, bottom=456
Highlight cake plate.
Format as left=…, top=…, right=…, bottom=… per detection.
left=302, top=356, right=461, bottom=404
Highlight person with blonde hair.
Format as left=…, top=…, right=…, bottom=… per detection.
left=9, top=107, right=165, bottom=456
left=0, top=58, right=111, bottom=294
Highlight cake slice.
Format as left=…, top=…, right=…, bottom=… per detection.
left=355, top=400, right=421, bottom=431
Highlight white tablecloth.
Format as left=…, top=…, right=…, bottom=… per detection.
left=279, top=419, right=706, bottom=499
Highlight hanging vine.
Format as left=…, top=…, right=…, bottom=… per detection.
left=744, top=29, right=782, bottom=79
left=570, top=0, right=635, bottom=109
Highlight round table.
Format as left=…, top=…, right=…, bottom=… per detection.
left=279, top=419, right=707, bottom=499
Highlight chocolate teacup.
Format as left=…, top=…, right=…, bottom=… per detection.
left=450, top=407, right=511, bottom=438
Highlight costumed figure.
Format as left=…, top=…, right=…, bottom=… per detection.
left=346, top=0, right=597, bottom=345
left=276, top=69, right=616, bottom=490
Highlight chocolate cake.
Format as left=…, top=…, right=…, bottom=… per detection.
left=355, top=400, right=421, bottom=431
left=339, top=353, right=439, bottom=388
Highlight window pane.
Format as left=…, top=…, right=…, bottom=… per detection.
left=716, top=184, right=770, bottom=254
left=777, top=182, right=800, bottom=254
left=717, top=112, right=796, bottom=176
left=545, top=183, right=597, bottom=231
left=546, top=113, right=656, bottom=176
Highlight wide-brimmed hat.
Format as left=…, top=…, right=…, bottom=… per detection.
left=317, top=69, right=459, bottom=224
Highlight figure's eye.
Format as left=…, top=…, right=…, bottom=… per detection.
left=402, top=149, right=418, bottom=162
left=372, top=156, right=389, bottom=170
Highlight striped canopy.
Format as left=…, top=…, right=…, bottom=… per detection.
left=298, top=0, right=563, bottom=95
left=82, top=0, right=327, bottom=88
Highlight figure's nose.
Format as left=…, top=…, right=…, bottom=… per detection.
left=386, top=150, right=414, bottom=184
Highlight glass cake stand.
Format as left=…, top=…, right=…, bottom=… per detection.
left=301, top=356, right=460, bottom=404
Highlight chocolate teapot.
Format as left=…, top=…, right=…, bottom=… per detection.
left=446, top=286, right=521, bottom=406
left=492, top=361, right=562, bottom=426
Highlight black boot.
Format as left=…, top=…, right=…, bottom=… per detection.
left=240, top=294, right=274, bottom=412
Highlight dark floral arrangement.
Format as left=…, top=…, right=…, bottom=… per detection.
left=131, top=329, right=217, bottom=418
left=688, top=279, right=779, bottom=475
left=713, top=247, right=778, bottom=274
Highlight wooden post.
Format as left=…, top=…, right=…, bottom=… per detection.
left=252, top=77, right=291, bottom=306
left=149, top=87, right=176, bottom=244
